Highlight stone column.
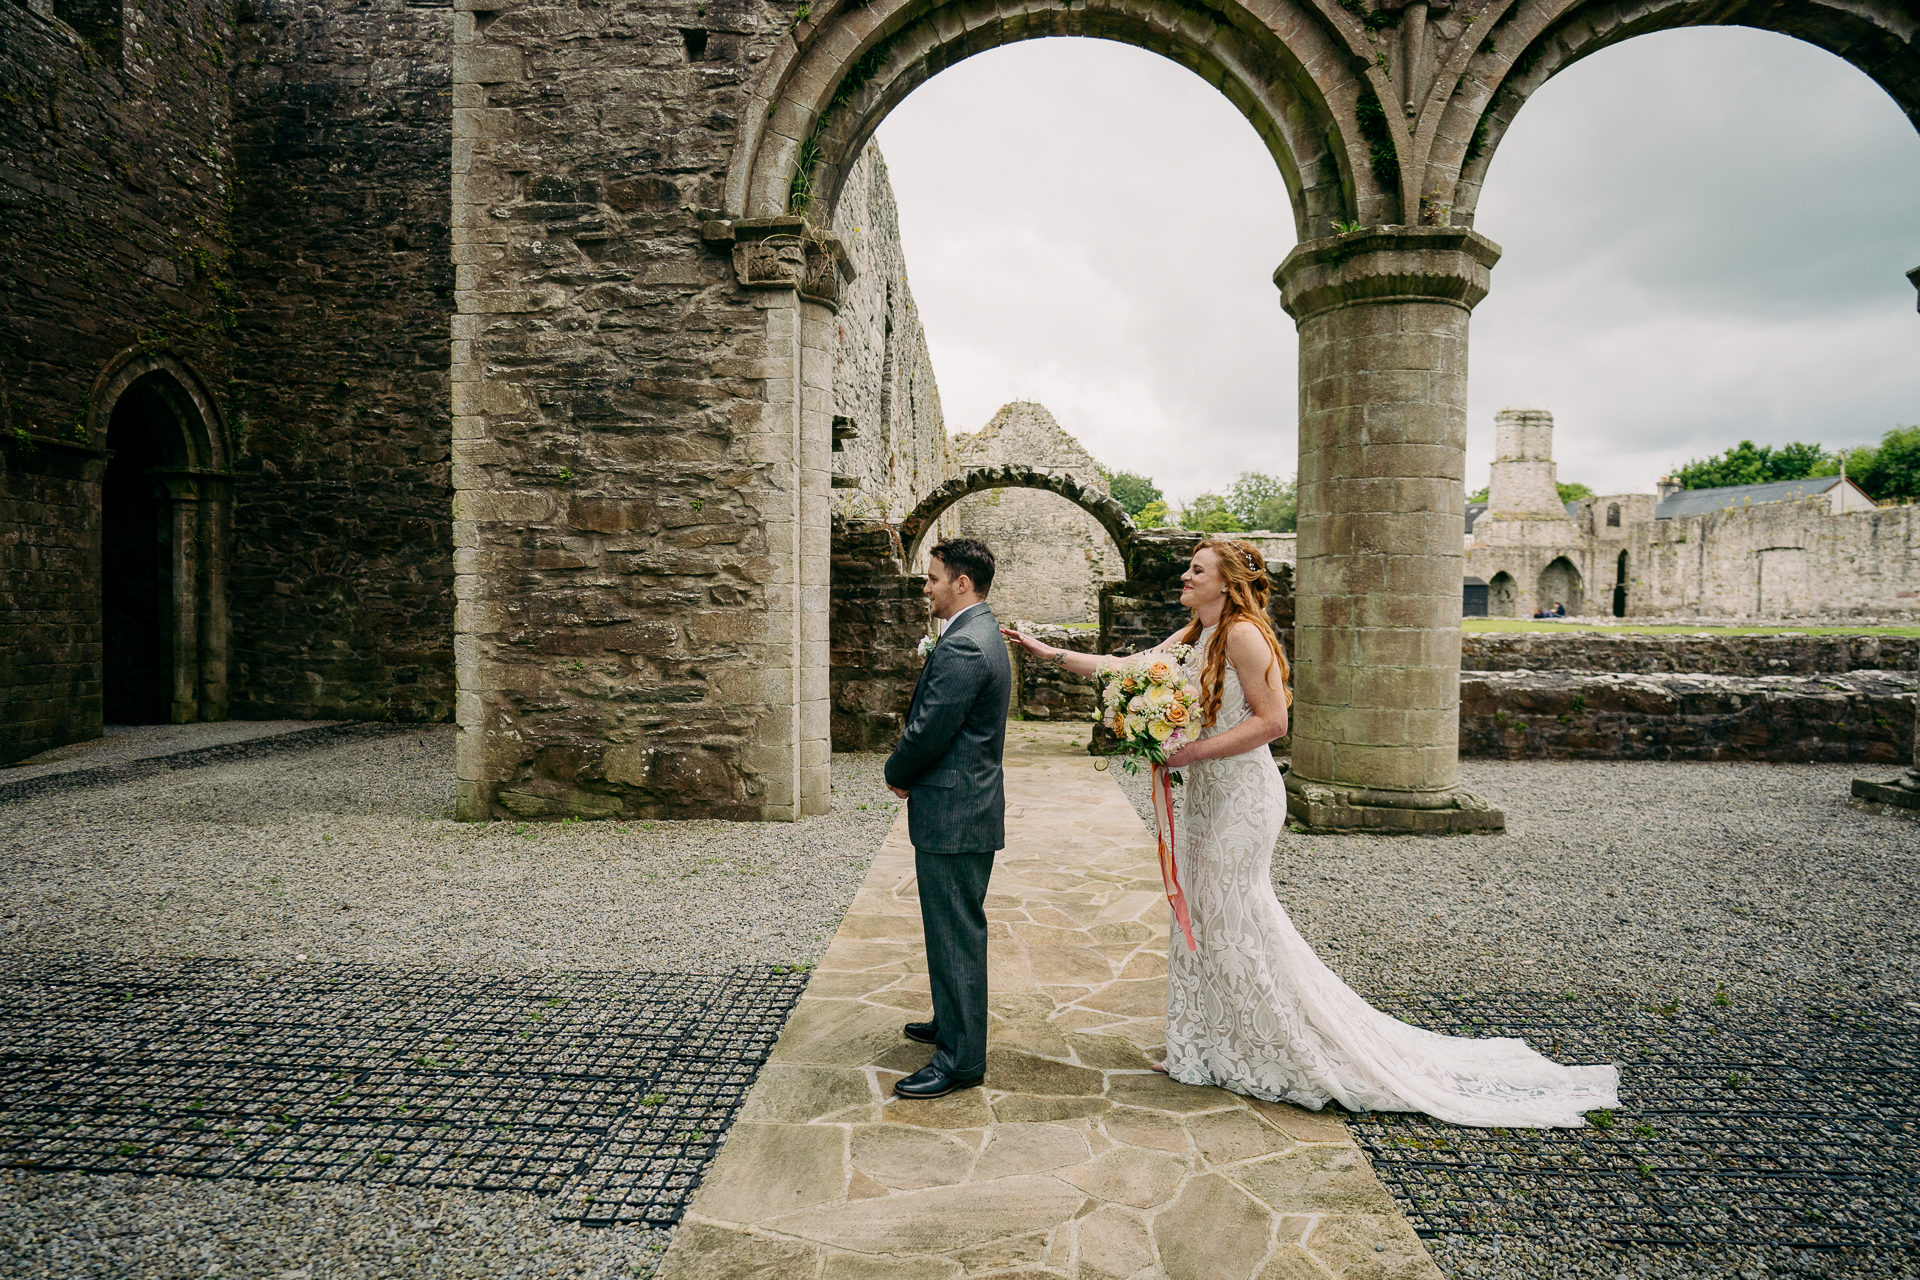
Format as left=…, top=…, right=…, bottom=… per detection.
left=715, top=217, right=847, bottom=819
left=1275, top=227, right=1505, bottom=834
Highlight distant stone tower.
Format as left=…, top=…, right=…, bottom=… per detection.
left=1477, top=409, right=1577, bottom=543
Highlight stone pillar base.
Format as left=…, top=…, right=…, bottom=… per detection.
left=1851, top=771, right=1920, bottom=811
left=1287, top=777, right=1505, bottom=834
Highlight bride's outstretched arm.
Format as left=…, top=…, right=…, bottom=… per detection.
left=1162, top=621, right=1290, bottom=768
left=1000, top=627, right=1118, bottom=678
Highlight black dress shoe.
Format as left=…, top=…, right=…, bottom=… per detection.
left=903, top=1021, right=936, bottom=1045
left=892, top=1063, right=984, bottom=1099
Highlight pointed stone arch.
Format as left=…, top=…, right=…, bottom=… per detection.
left=897, top=465, right=1141, bottom=575
left=87, top=347, right=232, bottom=725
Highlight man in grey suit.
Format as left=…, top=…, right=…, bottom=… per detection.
left=884, top=537, right=1012, bottom=1099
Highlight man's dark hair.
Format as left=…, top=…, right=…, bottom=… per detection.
left=929, top=538, right=995, bottom=594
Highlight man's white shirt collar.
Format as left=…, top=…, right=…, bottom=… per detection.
left=937, top=600, right=988, bottom=634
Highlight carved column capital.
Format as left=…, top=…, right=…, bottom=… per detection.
left=712, top=216, right=858, bottom=313
left=1274, top=227, right=1501, bottom=324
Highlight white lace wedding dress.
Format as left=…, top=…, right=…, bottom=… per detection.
left=1161, top=626, right=1620, bottom=1128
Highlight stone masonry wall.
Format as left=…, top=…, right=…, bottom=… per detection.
left=827, top=144, right=949, bottom=522
left=1461, top=631, right=1920, bottom=676
left=449, top=0, right=815, bottom=819
left=1629, top=501, right=1920, bottom=620
left=1461, top=670, right=1915, bottom=764
left=941, top=402, right=1125, bottom=625
left=829, top=516, right=926, bottom=752
left=2, top=0, right=237, bottom=759
left=224, top=0, right=457, bottom=723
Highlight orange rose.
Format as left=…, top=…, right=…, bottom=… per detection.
left=1147, top=660, right=1173, bottom=684
left=1164, top=703, right=1188, bottom=725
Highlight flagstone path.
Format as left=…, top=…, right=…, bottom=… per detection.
left=658, top=722, right=1442, bottom=1280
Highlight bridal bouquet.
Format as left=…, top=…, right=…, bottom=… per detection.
left=1093, top=644, right=1200, bottom=770
left=1093, top=644, right=1200, bottom=950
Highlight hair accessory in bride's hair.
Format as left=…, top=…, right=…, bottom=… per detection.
left=1243, top=548, right=1258, bottom=571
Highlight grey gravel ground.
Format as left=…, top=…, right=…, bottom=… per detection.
left=0, top=1170, right=669, bottom=1279
left=0, top=728, right=902, bottom=1278
left=2, top=720, right=331, bottom=783
left=1121, top=758, right=1920, bottom=1279
left=2, top=725, right=900, bottom=971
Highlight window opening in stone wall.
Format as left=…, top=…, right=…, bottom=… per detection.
left=1613, top=550, right=1628, bottom=618
left=1538, top=556, right=1583, bottom=617
left=53, top=0, right=121, bottom=57
left=102, top=379, right=173, bottom=724
left=1607, top=503, right=1620, bottom=527
left=680, top=28, right=708, bottom=61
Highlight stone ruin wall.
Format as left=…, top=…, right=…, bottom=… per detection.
left=1462, top=630, right=1920, bottom=676
left=936, top=402, right=1127, bottom=626
left=2, top=0, right=238, bottom=759
left=2, top=0, right=459, bottom=763
left=826, top=145, right=951, bottom=523
left=225, top=0, right=458, bottom=724
left=1623, top=501, right=1920, bottom=620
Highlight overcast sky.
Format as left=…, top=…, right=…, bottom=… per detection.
left=872, top=28, right=1920, bottom=505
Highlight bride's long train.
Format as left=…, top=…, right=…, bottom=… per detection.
left=1162, top=630, right=1619, bottom=1130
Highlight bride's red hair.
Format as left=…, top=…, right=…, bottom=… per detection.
left=1177, top=538, right=1292, bottom=727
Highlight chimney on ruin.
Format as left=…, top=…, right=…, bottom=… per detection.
left=1486, top=410, right=1572, bottom=519
left=1655, top=475, right=1680, bottom=504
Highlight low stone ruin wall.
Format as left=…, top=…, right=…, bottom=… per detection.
left=1013, top=627, right=1100, bottom=722
left=1461, top=631, right=1919, bottom=676
left=829, top=519, right=928, bottom=752
left=1460, top=670, right=1916, bottom=764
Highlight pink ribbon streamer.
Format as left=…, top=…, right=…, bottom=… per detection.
left=1150, top=763, right=1196, bottom=951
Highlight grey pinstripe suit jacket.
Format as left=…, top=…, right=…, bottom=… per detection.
left=883, top=603, right=1011, bottom=854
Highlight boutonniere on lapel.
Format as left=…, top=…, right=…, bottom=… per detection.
left=916, top=634, right=936, bottom=659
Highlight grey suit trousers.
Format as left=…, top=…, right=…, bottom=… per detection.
left=915, top=847, right=995, bottom=1078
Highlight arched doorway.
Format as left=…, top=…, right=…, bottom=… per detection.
left=1538, top=556, right=1583, bottom=616
left=89, top=352, right=232, bottom=726
left=102, top=382, right=172, bottom=723
left=1488, top=571, right=1518, bottom=618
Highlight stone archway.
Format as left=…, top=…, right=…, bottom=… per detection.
left=897, top=466, right=1139, bottom=577
left=88, top=349, right=232, bottom=726
left=447, top=0, right=1918, bottom=825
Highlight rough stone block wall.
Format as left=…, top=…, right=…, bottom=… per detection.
left=1460, top=631, right=1920, bottom=676
left=2, top=0, right=237, bottom=756
left=224, top=0, right=456, bottom=723
left=828, top=144, right=949, bottom=521
left=1630, top=502, right=1920, bottom=620
left=449, top=0, right=816, bottom=818
left=0, top=438, right=107, bottom=761
left=1460, top=670, right=1915, bottom=764
left=1013, top=625, right=1098, bottom=721
left=828, top=517, right=927, bottom=752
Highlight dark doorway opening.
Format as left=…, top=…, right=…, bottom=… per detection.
left=1612, top=550, right=1629, bottom=618
left=102, top=381, right=172, bottom=723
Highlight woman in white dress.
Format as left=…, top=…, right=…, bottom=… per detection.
left=1004, top=537, right=1619, bottom=1128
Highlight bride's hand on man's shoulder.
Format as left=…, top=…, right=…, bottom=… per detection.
left=1001, top=627, right=1048, bottom=656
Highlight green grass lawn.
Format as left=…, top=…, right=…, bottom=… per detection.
left=1461, top=619, right=1920, bottom=637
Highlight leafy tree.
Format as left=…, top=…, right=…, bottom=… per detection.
left=1676, top=440, right=1834, bottom=489
left=1178, top=493, right=1245, bottom=533
left=1556, top=482, right=1594, bottom=504
left=1135, top=499, right=1175, bottom=528
left=1099, top=468, right=1163, bottom=517
left=1226, top=472, right=1297, bottom=532
left=1844, top=425, right=1920, bottom=503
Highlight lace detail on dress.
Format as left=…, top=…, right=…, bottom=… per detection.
left=1161, top=626, right=1619, bottom=1128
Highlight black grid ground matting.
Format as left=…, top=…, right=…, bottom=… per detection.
left=0, top=956, right=807, bottom=1226
left=1351, top=994, right=1920, bottom=1253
